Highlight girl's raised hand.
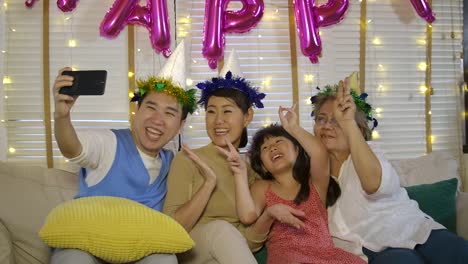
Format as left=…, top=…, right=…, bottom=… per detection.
left=267, top=203, right=306, bottom=229
left=279, top=103, right=298, bottom=133
left=182, top=144, right=217, bottom=186
left=215, top=138, right=247, bottom=178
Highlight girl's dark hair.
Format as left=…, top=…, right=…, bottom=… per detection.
left=249, top=124, right=310, bottom=205
left=326, top=177, right=340, bottom=207
left=204, top=88, right=251, bottom=148
left=138, top=91, right=190, bottom=121
left=249, top=124, right=341, bottom=207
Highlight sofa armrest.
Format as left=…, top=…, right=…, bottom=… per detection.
left=457, top=192, right=468, bottom=240
left=0, top=220, right=14, bottom=264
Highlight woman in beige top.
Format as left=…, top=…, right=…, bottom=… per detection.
left=163, top=68, right=267, bottom=264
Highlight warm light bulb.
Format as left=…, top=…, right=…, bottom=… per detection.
left=418, top=39, right=426, bottom=45
left=430, top=135, right=435, bottom=144
left=8, top=147, right=16, bottom=153
left=137, top=48, right=141, bottom=52
left=372, top=130, right=379, bottom=139
left=128, top=92, right=134, bottom=98
left=372, top=38, right=381, bottom=45
left=420, top=85, right=428, bottom=93
left=1, top=120, right=5, bottom=123
left=367, top=19, right=372, bottom=24
left=305, top=98, right=312, bottom=105
left=304, top=74, right=314, bottom=83
left=319, top=31, right=323, bottom=36
left=4, top=96, right=7, bottom=99
left=428, top=111, right=432, bottom=115
left=131, top=112, right=136, bottom=115
left=189, top=125, right=193, bottom=129
left=1, top=50, right=5, bottom=54
left=258, top=34, right=262, bottom=38
left=128, top=72, right=135, bottom=78
left=418, top=62, right=427, bottom=71
left=68, top=39, right=77, bottom=48
left=3, top=76, right=12, bottom=84
left=375, top=107, right=382, bottom=113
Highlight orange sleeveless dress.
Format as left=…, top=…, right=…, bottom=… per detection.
left=265, top=183, right=365, bottom=264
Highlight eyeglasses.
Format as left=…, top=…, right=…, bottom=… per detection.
left=315, top=116, right=339, bottom=127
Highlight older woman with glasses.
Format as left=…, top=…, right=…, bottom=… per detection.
left=311, top=77, right=468, bottom=264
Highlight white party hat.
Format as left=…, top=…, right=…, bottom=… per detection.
left=134, top=39, right=197, bottom=114
left=157, top=39, right=187, bottom=88
left=219, top=49, right=242, bottom=78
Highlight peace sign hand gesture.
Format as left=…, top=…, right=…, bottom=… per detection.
left=334, top=77, right=357, bottom=126
left=215, top=138, right=247, bottom=179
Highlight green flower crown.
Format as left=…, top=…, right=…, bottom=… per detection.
left=132, top=76, right=197, bottom=114
left=310, top=84, right=378, bottom=129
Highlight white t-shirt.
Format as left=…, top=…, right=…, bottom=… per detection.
left=68, top=129, right=162, bottom=187
left=328, top=142, right=444, bottom=259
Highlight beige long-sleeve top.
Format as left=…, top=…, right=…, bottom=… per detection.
left=163, top=143, right=267, bottom=251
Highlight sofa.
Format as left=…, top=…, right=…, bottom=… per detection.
left=1, top=151, right=468, bottom=264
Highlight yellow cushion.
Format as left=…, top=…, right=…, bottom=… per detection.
left=39, top=196, right=194, bottom=263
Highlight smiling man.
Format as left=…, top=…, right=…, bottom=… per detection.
left=50, top=40, right=196, bottom=264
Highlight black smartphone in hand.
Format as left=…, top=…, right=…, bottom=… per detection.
left=60, top=70, right=107, bottom=96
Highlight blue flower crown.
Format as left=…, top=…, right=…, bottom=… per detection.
left=196, top=71, right=266, bottom=108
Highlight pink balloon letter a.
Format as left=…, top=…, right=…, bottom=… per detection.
left=100, top=0, right=172, bottom=57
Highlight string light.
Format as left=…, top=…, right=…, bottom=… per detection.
left=430, top=135, right=435, bottom=144
left=375, top=107, right=382, bottom=113
left=2, top=76, right=12, bottom=84
left=68, top=39, right=77, bottom=48
left=128, top=71, right=135, bottom=78
left=8, top=147, right=15, bottom=153
left=304, top=74, right=314, bottom=83
left=128, top=92, right=134, bottom=98
left=186, top=78, right=193, bottom=86
left=372, top=130, right=380, bottom=139
left=418, top=62, right=427, bottom=71
left=372, top=37, right=381, bottom=45
left=420, top=85, right=428, bottom=93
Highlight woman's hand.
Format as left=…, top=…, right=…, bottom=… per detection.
left=266, top=203, right=305, bottom=229
left=334, top=77, right=357, bottom=126
left=215, top=138, right=247, bottom=179
left=182, top=144, right=217, bottom=187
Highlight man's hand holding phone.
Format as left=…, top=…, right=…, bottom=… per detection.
left=53, top=67, right=78, bottom=120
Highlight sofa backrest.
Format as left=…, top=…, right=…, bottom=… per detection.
left=0, top=162, right=78, bottom=264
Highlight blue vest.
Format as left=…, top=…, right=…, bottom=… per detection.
left=75, top=129, right=174, bottom=211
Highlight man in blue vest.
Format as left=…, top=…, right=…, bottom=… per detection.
left=50, top=40, right=196, bottom=264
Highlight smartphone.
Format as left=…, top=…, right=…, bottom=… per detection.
left=60, top=70, right=107, bottom=96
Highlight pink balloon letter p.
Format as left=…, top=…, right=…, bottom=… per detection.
left=203, top=0, right=264, bottom=69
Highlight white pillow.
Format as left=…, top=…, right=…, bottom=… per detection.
left=390, top=151, right=460, bottom=190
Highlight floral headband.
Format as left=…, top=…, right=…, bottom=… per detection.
left=196, top=71, right=266, bottom=108
left=310, top=85, right=378, bottom=129
left=131, top=76, right=197, bottom=114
